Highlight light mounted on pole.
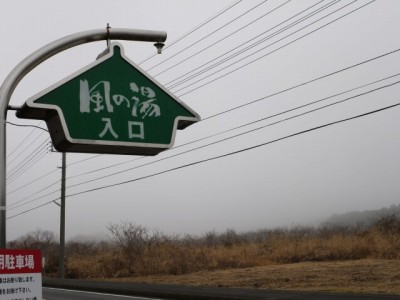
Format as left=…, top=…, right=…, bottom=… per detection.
left=154, top=42, right=165, bottom=54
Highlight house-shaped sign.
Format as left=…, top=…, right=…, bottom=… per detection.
left=16, top=43, right=200, bottom=155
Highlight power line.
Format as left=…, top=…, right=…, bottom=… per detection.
left=57, top=78, right=400, bottom=191
left=139, top=0, right=243, bottom=65
left=173, top=73, right=400, bottom=150
left=154, top=0, right=294, bottom=78
left=8, top=178, right=60, bottom=209
left=8, top=100, right=400, bottom=220
left=7, top=130, right=46, bottom=167
left=70, top=46, right=400, bottom=179
left=7, top=139, right=49, bottom=177
left=49, top=47, right=400, bottom=184
left=9, top=151, right=93, bottom=198
left=25, top=12, right=391, bottom=180
left=2, top=0, right=388, bottom=217
left=67, top=156, right=145, bottom=180
left=146, top=0, right=271, bottom=71
left=8, top=54, right=398, bottom=215
left=8, top=200, right=56, bottom=220
left=65, top=102, right=400, bottom=197
left=204, top=47, right=400, bottom=121
left=164, top=0, right=340, bottom=87
left=6, top=122, right=48, bottom=132
left=7, top=168, right=59, bottom=196
left=7, top=148, right=50, bottom=185
left=177, top=0, right=375, bottom=96
left=173, top=0, right=364, bottom=93
left=67, top=154, right=102, bottom=167
left=7, top=121, right=43, bottom=159
left=14, top=73, right=398, bottom=208
left=7, top=140, right=50, bottom=182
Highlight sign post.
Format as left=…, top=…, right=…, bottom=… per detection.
left=0, top=249, right=42, bottom=300
left=0, top=28, right=168, bottom=248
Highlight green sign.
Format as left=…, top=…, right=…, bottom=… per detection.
left=16, top=43, right=200, bottom=155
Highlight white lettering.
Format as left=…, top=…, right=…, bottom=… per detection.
left=128, top=121, right=144, bottom=140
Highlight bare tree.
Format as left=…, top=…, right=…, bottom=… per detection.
left=8, top=229, right=59, bottom=274
left=107, top=222, right=159, bottom=274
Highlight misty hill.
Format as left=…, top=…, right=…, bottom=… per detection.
left=322, top=204, right=400, bottom=228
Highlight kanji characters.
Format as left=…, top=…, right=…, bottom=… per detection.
left=0, top=255, right=35, bottom=270
left=99, top=118, right=119, bottom=139
left=79, top=79, right=162, bottom=141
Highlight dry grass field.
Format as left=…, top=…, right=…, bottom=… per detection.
left=9, top=214, right=400, bottom=295
left=122, top=259, right=400, bottom=295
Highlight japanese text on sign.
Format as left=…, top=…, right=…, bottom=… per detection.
left=80, top=79, right=161, bottom=140
left=0, top=255, right=35, bottom=272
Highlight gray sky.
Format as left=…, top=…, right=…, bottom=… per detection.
left=2, top=0, right=400, bottom=241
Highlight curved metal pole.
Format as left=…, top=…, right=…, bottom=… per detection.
left=0, top=28, right=167, bottom=248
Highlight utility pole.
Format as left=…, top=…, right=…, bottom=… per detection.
left=59, top=152, right=66, bottom=278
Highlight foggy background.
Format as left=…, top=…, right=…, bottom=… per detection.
left=1, top=0, right=399, bottom=241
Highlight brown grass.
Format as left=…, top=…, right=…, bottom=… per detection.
left=10, top=215, right=400, bottom=294
left=118, top=259, right=400, bottom=295
left=64, top=216, right=400, bottom=283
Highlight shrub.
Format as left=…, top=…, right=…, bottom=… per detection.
left=9, top=215, right=400, bottom=279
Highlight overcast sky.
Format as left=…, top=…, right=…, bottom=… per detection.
left=2, top=0, right=400, bottom=241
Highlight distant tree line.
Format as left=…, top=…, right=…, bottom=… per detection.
left=7, top=210, right=400, bottom=278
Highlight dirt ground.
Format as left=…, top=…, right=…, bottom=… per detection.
left=115, top=259, right=400, bottom=295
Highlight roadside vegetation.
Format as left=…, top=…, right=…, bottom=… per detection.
left=7, top=214, right=400, bottom=280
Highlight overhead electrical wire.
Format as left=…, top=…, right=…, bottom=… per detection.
left=60, top=0, right=316, bottom=172
left=146, top=0, right=271, bottom=71
left=139, top=0, right=243, bottom=65
left=7, top=146, right=49, bottom=183
left=7, top=152, right=50, bottom=186
left=7, top=121, right=44, bottom=160
left=10, top=76, right=399, bottom=210
left=3, top=1, right=373, bottom=176
left=67, top=154, right=102, bottom=167
left=7, top=168, right=59, bottom=196
left=7, top=146, right=50, bottom=185
left=9, top=42, right=400, bottom=209
left=59, top=47, right=400, bottom=181
left=7, top=130, right=46, bottom=167
left=175, top=0, right=375, bottom=97
left=8, top=182, right=60, bottom=210
left=164, top=0, right=340, bottom=87
left=49, top=79, right=400, bottom=191
left=154, top=0, right=294, bottom=78
left=67, top=155, right=145, bottom=180
left=62, top=102, right=400, bottom=197
left=7, top=139, right=49, bottom=176
left=7, top=178, right=60, bottom=209
left=8, top=100, right=400, bottom=220
left=6, top=122, right=48, bottom=132
left=203, top=47, right=400, bottom=121
left=34, top=46, right=400, bottom=186
left=6, top=0, right=370, bottom=175
left=10, top=41, right=400, bottom=188
left=4, top=0, right=389, bottom=218
left=174, top=0, right=375, bottom=96
left=7, top=139, right=50, bottom=182
left=173, top=73, right=400, bottom=149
